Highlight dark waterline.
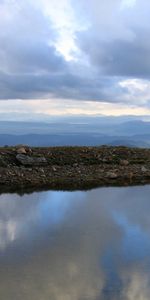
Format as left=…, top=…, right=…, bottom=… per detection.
left=0, top=186, right=150, bottom=299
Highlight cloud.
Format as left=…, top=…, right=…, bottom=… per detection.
left=78, top=28, right=150, bottom=78
left=0, top=70, right=134, bottom=105
left=0, top=0, right=150, bottom=110
left=0, top=0, right=66, bottom=74
left=75, top=0, right=150, bottom=78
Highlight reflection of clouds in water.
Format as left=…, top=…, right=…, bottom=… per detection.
left=0, top=190, right=105, bottom=299
left=121, top=271, right=150, bottom=300
left=126, top=274, right=149, bottom=300
left=0, top=186, right=150, bottom=299
left=0, top=191, right=84, bottom=250
left=0, top=220, right=17, bottom=250
left=113, top=213, right=150, bottom=261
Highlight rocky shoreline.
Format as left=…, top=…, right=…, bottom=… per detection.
left=0, top=145, right=150, bottom=192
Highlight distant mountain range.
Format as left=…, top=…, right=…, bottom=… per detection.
left=0, top=118, right=150, bottom=147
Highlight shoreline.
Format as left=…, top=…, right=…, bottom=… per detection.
left=0, top=145, right=150, bottom=192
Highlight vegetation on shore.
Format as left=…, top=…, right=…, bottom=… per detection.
left=0, top=145, right=150, bottom=192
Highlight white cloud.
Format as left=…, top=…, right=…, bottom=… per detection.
left=30, top=0, right=82, bottom=60
left=121, top=0, right=137, bottom=9
left=119, top=79, right=150, bottom=106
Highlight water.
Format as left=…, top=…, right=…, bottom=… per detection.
left=0, top=186, right=150, bottom=299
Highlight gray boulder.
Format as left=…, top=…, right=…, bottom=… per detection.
left=16, top=154, right=47, bottom=166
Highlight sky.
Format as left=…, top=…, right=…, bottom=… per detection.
left=0, top=0, right=150, bottom=120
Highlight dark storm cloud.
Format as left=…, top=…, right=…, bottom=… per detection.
left=1, top=39, right=66, bottom=73
left=0, top=70, right=124, bottom=102
left=77, top=28, right=150, bottom=78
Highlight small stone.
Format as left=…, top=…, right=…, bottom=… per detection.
left=102, top=158, right=107, bottom=163
left=52, top=166, right=57, bottom=172
left=73, top=163, right=78, bottom=167
left=141, top=166, right=147, bottom=172
left=41, top=174, right=46, bottom=178
left=106, top=171, right=118, bottom=179
left=120, top=160, right=129, bottom=166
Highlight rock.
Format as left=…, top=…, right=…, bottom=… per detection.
left=52, top=166, right=57, bottom=172
left=16, top=147, right=27, bottom=154
left=128, top=172, right=133, bottom=179
left=27, top=148, right=32, bottom=154
left=16, top=154, right=47, bottom=166
left=102, top=158, right=108, bottom=163
left=120, top=159, right=129, bottom=166
left=16, top=144, right=32, bottom=154
left=73, top=163, right=78, bottom=167
left=141, top=166, right=147, bottom=172
left=106, top=171, right=118, bottom=179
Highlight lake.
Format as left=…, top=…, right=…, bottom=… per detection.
left=0, top=186, right=150, bottom=299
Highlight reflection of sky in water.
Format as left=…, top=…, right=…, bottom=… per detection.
left=0, top=191, right=85, bottom=250
left=0, top=186, right=150, bottom=299
left=101, top=208, right=150, bottom=299
left=38, top=192, right=83, bottom=228
left=113, top=213, right=150, bottom=262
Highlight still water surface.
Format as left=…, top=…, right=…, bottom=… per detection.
left=0, top=186, right=150, bottom=299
